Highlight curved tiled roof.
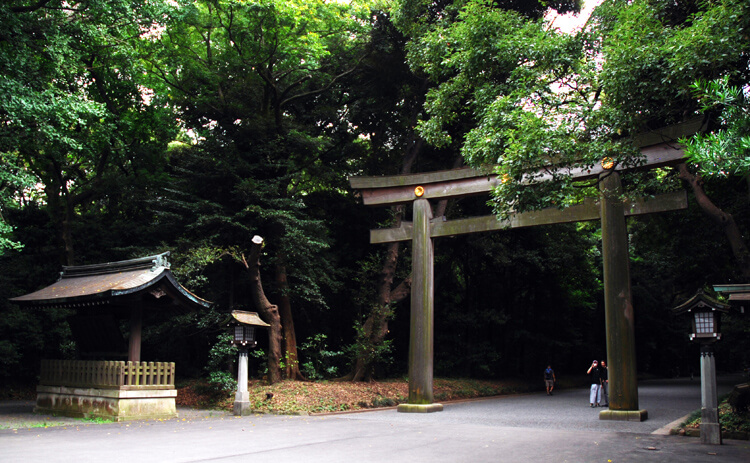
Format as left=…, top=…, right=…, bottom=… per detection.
left=10, top=252, right=210, bottom=310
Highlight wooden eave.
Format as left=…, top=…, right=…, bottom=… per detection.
left=228, top=310, right=270, bottom=327
left=9, top=253, right=211, bottom=311
left=671, top=290, right=730, bottom=315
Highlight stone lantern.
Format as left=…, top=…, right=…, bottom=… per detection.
left=227, top=310, right=270, bottom=416
left=672, top=290, right=730, bottom=445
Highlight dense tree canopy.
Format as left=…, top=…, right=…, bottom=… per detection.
left=1, top=0, right=180, bottom=265
left=1, top=0, right=748, bottom=385
left=402, top=0, right=749, bottom=216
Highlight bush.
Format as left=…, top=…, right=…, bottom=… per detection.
left=203, top=332, right=238, bottom=393
left=205, top=332, right=237, bottom=372
left=299, top=334, right=344, bottom=380
left=728, top=383, right=750, bottom=416
left=207, top=371, right=237, bottom=393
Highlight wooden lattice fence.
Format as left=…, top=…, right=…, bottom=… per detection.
left=39, top=360, right=175, bottom=390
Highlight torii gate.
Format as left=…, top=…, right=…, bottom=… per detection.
left=349, top=119, right=703, bottom=419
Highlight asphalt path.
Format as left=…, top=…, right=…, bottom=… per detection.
left=1, top=376, right=749, bottom=463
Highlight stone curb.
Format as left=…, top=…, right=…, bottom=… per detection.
left=669, top=427, right=750, bottom=440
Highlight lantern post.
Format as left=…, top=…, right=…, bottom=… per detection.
left=228, top=310, right=270, bottom=416
left=672, top=290, right=729, bottom=445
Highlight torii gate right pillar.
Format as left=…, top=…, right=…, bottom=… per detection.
left=599, top=171, right=647, bottom=421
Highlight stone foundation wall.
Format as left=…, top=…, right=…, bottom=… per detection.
left=36, top=385, right=177, bottom=421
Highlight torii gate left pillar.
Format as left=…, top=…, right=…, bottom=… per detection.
left=599, top=172, right=645, bottom=421
left=398, top=198, right=443, bottom=412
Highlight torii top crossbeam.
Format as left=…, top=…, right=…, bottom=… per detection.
left=350, top=118, right=703, bottom=207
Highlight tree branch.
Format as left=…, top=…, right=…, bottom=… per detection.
left=10, top=0, right=53, bottom=14
left=279, top=53, right=368, bottom=107
left=677, top=163, right=750, bottom=278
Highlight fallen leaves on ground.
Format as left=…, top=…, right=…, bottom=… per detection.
left=177, top=377, right=540, bottom=415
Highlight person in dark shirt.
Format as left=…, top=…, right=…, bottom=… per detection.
left=544, top=365, right=556, bottom=395
left=587, top=360, right=602, bottom=407
left=599, top=360, right=609, bottom=407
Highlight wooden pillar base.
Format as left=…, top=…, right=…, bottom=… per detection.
left=599, top=409, right=648, bottom=421
left=397, top=403, right=444, bottom=413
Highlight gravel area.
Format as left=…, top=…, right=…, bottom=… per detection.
left=0, top=375, right=743, bottom=433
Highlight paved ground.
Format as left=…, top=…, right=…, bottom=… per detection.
left=1, top=376, right=748, bottom=463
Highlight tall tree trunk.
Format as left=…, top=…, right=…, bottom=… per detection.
left=339, top=138, right=420, bottom=382
left=62, top=194, right=76, bottom=266
left=243, top=235, right=283, bottom=384
left=41, top=157, right=76, bottom=266
left=677, top=163, right=750, bottom=279
left=275, top=263, right=306, bottom=381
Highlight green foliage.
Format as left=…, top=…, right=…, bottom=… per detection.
left=681, top=407, right=702, bottom=427
left=682, top=395, right=750, bottom=434
left=719, top=404, right=750, bottom=434
left=299, top=334, right=344, bottom=380
left=169, top=246, right=231, bottom=294
left=0, top=152, right=34, bottom=254
left=83, top=416, right=113, bottom=424
left=1, top=0, right=747, bottom=388
left=599, top=0, right=749, bottom=127
left=683, top=78, right=750, bottom=178
left=250, top=348, right=269, bottom=378
left=1, top=0, right=181, bottom=266
left=279, top=350, right=299, bottom=372
left=347, top=304, right=395, bottom=370
left=399, top=0, right=750, bottom=217
left=143, top=0, right=372, bottom=317
left=204, top=332, right=238, bottom=393
left=207, top=371, right=237, bottom=393
left=205, top=332, right=238, bottom=373
left=393, top=0, right=580, bottom=37
left=402, top=0, right=624, bottom=217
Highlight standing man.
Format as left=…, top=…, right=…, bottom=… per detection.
left=544, top=365, right=556, bottom=395
left=587, top=360, right=602, bottom=407
left=599, top=360, right=609, bottom=407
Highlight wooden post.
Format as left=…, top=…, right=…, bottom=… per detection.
left=598, top=172, right=646, bottom=421
left=398, top=198, right=443, bottom=413
left=128, top=304, right=143, bottom=363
